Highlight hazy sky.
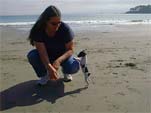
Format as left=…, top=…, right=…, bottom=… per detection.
left=0, top=0, right=150, bottom=15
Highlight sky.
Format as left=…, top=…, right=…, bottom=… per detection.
left=0, top=0, right=150, bottom=16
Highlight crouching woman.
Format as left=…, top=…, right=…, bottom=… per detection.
left=27, top=5, right=80, bottom=85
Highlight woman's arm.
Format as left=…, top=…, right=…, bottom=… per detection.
left=53, top=40, right=74, bottom=69
left=34, top=41, right=58, bottom=80
left=34, top=42, right=50, bottom=69
left=59, top=40, right=74, bottom=62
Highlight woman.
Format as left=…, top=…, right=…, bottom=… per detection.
left=27, top=5, right=80, bottom=85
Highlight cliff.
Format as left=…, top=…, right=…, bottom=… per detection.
left=126, top=5, right=151, bottom=14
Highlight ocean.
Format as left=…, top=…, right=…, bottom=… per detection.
left=0, top=13, right=151, bottom=25
left=0, top=13, right=151, bottom=31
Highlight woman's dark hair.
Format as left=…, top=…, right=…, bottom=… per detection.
left=28, top=5, right=61, bottom=46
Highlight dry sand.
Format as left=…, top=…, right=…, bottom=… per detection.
left=0, top=24, right=151, bottom=113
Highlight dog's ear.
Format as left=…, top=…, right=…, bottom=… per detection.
left=77, top=50, right=87, bottom=57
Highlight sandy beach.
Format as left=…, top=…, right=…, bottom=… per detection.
left=0, top=24, right=151, bottom=113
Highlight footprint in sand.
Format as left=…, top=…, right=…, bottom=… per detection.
left=107, top=101, right=120, bottom=111
left=126, top=86, right=141, bottom=95
left=103, top=96, right=121, bottom=111
left=115, top=92, right=126, bottom=96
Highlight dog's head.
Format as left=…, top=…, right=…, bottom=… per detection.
left=77, top=50, right=87, bottom=57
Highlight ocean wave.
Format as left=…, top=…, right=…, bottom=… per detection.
left=0, top=22, right=35, bottom=26
left=0, top=20, right=151, bottom=26
left=65, top=19, right=151, bottom=25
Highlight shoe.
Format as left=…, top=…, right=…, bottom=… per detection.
left=37, top=74, right=49, bottom=86
left=63, top=74, right=72, bottom=82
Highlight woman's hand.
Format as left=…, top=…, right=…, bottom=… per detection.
left=47, top=65, right=59, bottom=80
left=52, top=59, right=61, bottom=70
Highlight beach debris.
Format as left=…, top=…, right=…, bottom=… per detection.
left=112, top=72, right=118, bottom=75
left=130, top=57, right=136, bottom=60
left=124, top=63, right=136, bottom=67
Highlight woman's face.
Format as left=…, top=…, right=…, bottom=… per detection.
left=46, top=16, right=61, bottom=33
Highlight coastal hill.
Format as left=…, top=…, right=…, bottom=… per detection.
left=126, top=5, right=151, bottom=14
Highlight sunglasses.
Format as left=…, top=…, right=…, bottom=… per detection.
left=50, top=21, right=61, bottom=26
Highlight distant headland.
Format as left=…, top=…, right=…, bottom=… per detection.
left=126, top=5, right=151, bottom=14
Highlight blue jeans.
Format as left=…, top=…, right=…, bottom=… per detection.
left=27, top=49, right=80, bottom=77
